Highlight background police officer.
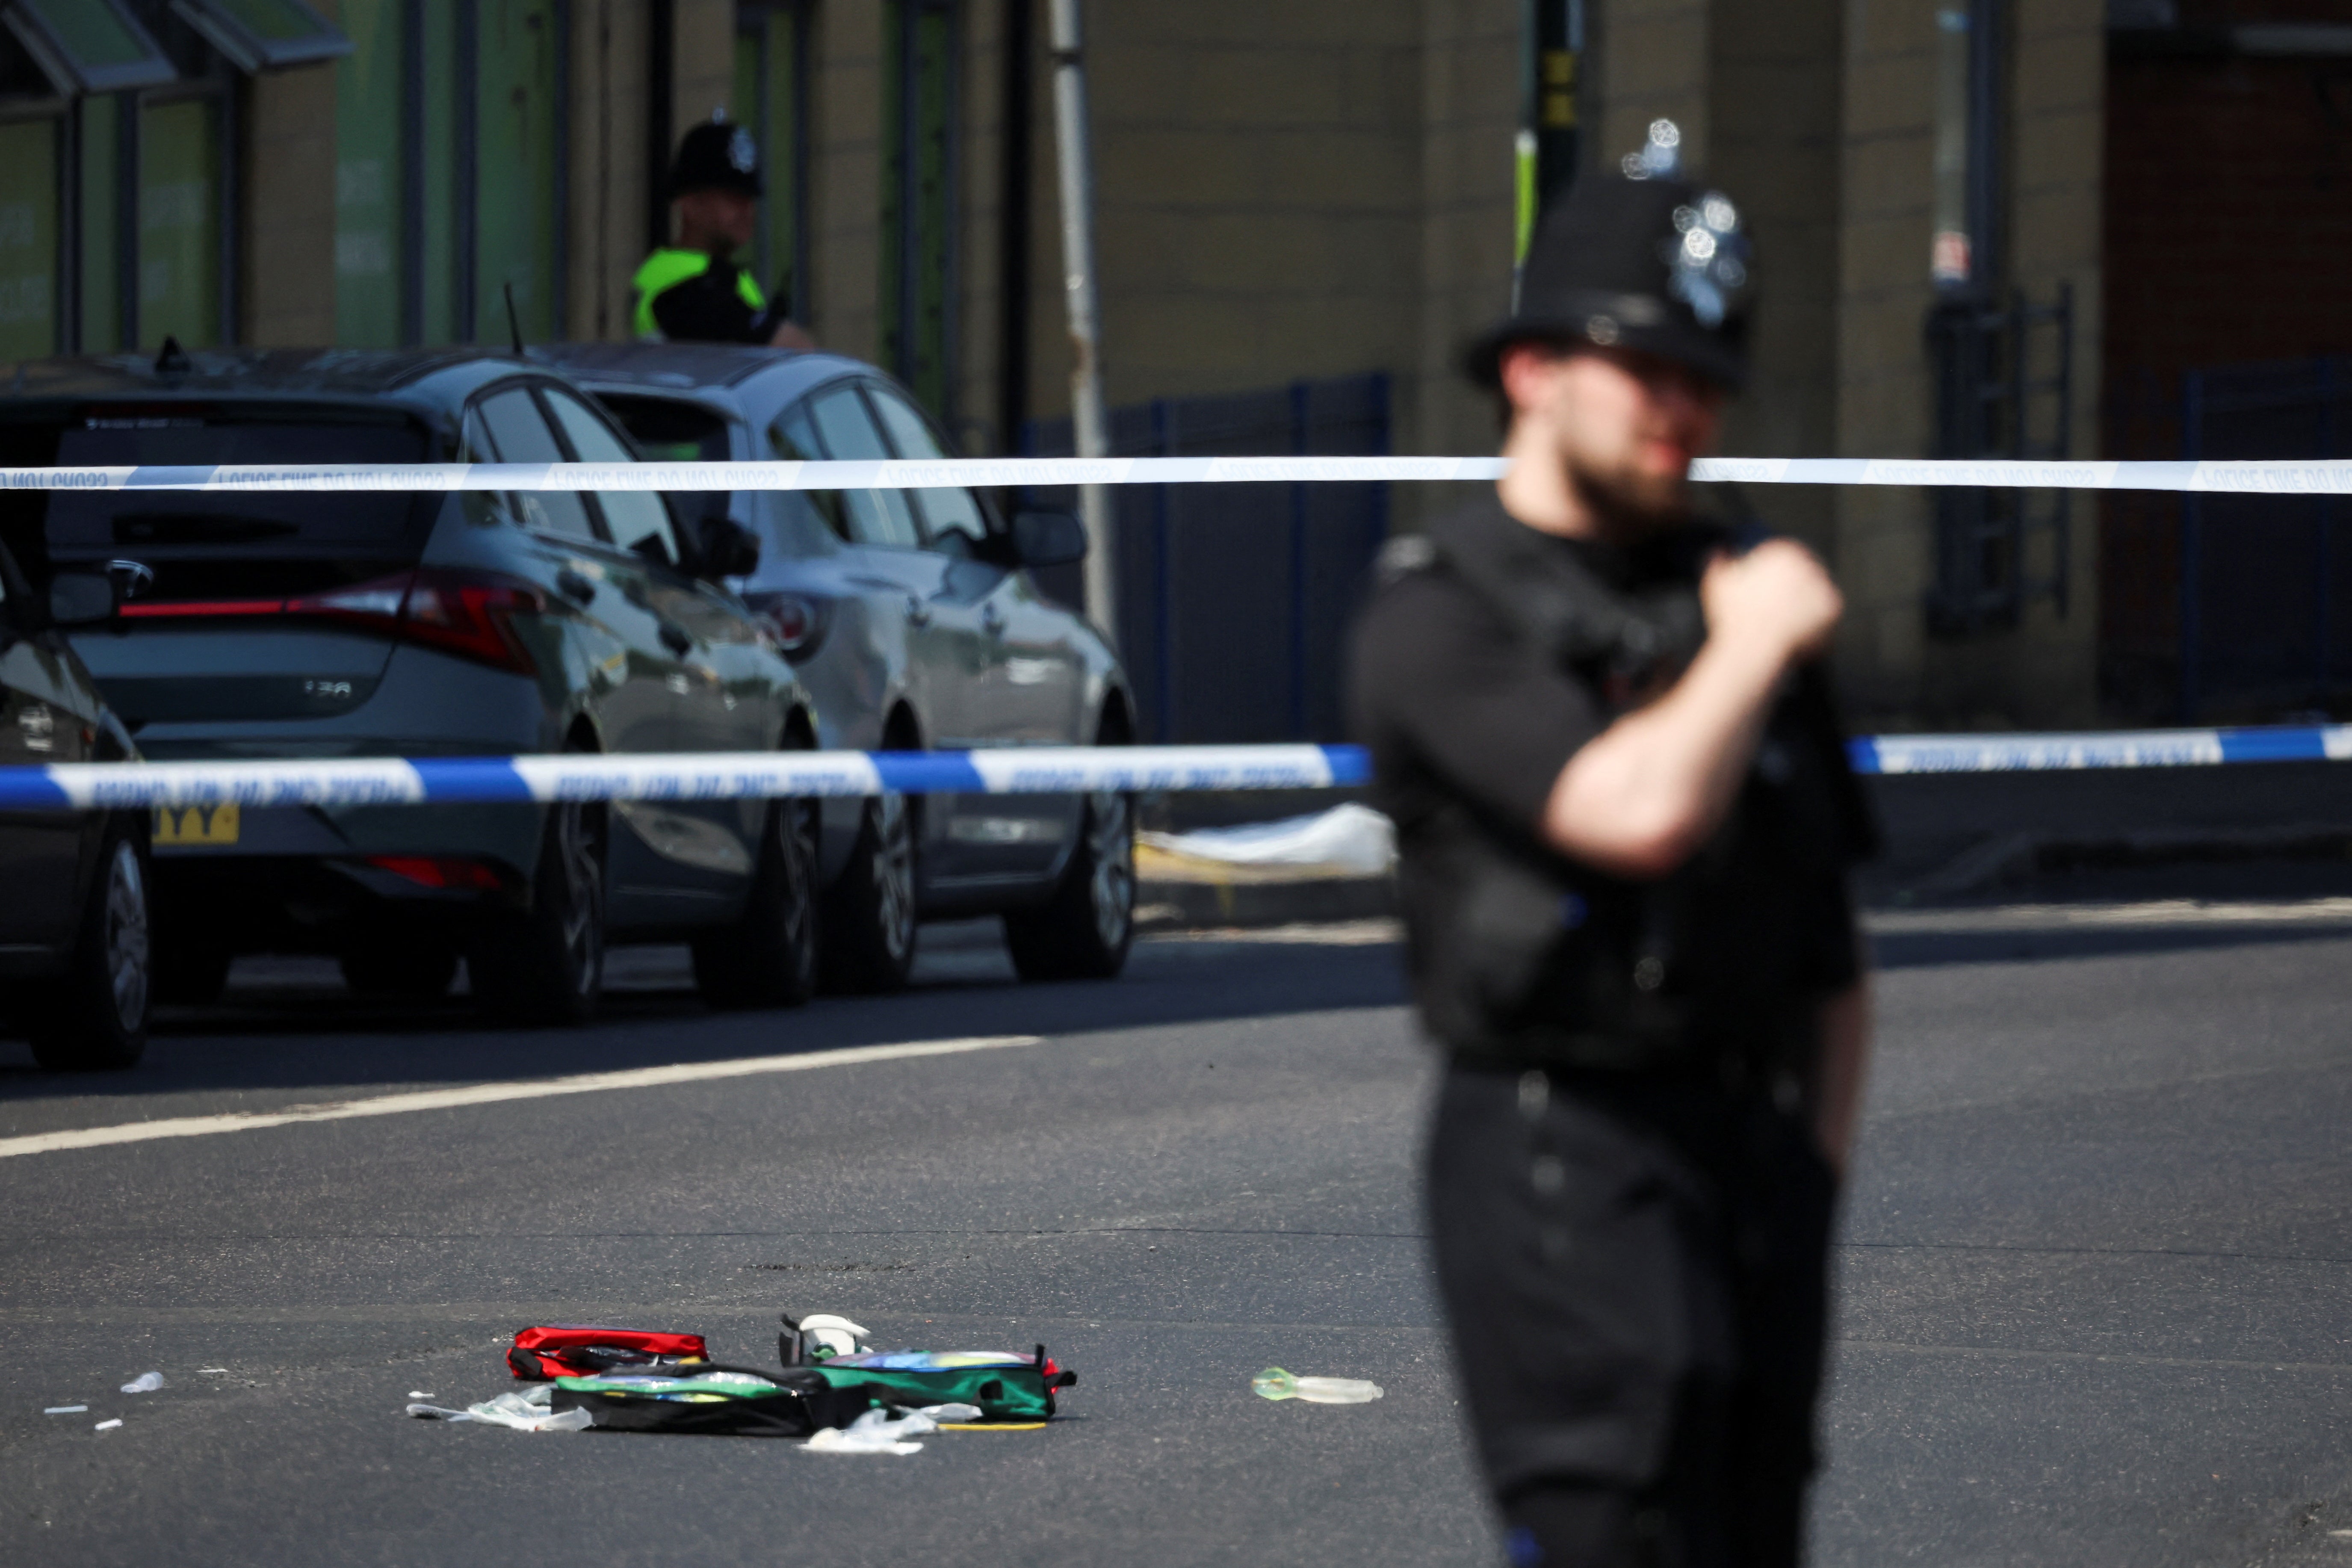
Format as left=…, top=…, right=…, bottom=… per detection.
left=635, top=118, right=814, bottom=349
left=1348, top=169, right=1876, bottom=1567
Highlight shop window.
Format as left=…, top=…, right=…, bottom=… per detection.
left=333, top=0, right=565, bottom=348
left=334, top=0, right=402, bottom=346
left=880, top=0, right=956, bottom=422
left=0, top=117, right=59, bottom=359
left=139, top=95, right=222, bottom=348
left=78, top=97, right=122, bottom=352
left=733, top=0, right=809, bottom=320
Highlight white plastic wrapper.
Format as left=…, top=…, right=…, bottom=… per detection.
left=1142, top=804, right=1396, bottom=874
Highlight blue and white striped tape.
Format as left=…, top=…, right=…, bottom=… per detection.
left=1851, top=723, right=2352, bottom=775
left=12, top=455, right=2352, bottom=494
left=0, top=745, right=1370, bottom=812
left=0, top=726, right=2348, bottom=810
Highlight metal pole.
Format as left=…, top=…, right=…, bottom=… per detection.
left=1049, top=0, right=1117, bottom=647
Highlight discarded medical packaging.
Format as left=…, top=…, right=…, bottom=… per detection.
left=549, top=1366, right=870, bottom=1438
left=801, top=1408, right=933, bottom=1456
left=507, top=1325, right=709, bottom=1381
left=406, top=1387, right=593, bottom=1432
left=1251, top=1367, right=1383, bottom=1404
left=806, top=1348, right=1076, bottom=1423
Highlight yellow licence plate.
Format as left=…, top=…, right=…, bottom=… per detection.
left=154, top=803, right=240, bottom=847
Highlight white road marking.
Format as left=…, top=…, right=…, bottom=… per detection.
left=1867, top=898, right=2352, bottom=933
left=0, top=1034, right=1044, bottom=1161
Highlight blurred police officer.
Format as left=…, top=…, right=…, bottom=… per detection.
left=1348, top=166, right=1876, bottom=1567
left=634, top=118, right=814, bottom=349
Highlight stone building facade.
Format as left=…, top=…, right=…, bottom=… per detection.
left=0, top=0, right=2112, bottom=729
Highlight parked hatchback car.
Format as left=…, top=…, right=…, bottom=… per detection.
left=0, top=539, right=151, bottom=1069
left=540, top=343, right=1137, bottom=991
left=0, top=348, right=820, bottom=1027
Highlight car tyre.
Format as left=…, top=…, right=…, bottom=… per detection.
left=693, top=795, right=819, bottom=1009
left=469, top=797, right=606, bottom=1027
left=340, top=939, right=461, bottom=1000
left=1005, top=788, right=1135, bottom=982
left=27, top=827, right=153, bottom=1071
left=819, top=791, right=917, bottom=993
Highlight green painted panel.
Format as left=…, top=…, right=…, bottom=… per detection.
left=0, top=119, right=58, bottom=360
left=880, top=0, right=953, bottom=417
left=139, top=97, right=220, bottom=349
left=757, top=7, right=800, bottom=313
left=80, top=97, right=119, bottom=352
left=335, top=0, right=402, bottom=346
left=907, top=3, right=951, bottom=413
left=419, top=0, right=457, bottom=343
left=473, top=0, right=561, bottom=344
left=878, top=0, right=904, bottom=384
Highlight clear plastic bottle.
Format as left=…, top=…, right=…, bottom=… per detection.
left=1250, top=1367, right=1383, bottom=1404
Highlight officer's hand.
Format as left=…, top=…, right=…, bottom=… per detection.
left=1700, top=539, right=1843, bottom=664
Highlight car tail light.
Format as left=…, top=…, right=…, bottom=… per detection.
left=394, top=570, right=546, bottom=674
left=113, top=567, right=544, bottom=673
left=748, top=592, right=828, bottom=660
left=365, top=855, right=506, bottom=891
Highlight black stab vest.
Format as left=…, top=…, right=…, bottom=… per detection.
left=1389, top=502, right=1871, bottom=1078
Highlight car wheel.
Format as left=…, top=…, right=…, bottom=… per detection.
left=27, top=828, right=153, bottom=1071
left=340, top=938, right=461, bottom=1000
left=693, top=794, right=819, bottom=1010
left=1005, top=787, right=1135, bottom=982
left=819, top=790, right=917, bottom=994
left=469, top=796, right=605, bottom=1026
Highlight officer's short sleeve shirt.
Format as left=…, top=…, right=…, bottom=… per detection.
left=1349, top=559, right=1606, bottom=836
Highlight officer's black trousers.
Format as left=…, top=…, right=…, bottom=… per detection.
left=1426, top=1060, right=1838, bottom=1568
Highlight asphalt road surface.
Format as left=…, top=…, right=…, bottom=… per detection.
left=4, top=882, right=2351, bottom=1567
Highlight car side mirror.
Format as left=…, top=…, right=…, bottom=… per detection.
left=1010, top=508, right=1087, bottom=570
left=691, top=514, right=762, bottom=580
left=46, top=569, right=119, bottom=628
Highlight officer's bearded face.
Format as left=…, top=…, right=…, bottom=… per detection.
left=1507, top=345, right=1726, bottom=532
left=676, top=190, right=759, bottom=257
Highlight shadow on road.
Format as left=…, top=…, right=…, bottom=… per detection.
left=0, top=925, right=1410, bottom=1107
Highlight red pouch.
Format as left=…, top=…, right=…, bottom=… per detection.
left=508, top=1325, right=709, bottom=1381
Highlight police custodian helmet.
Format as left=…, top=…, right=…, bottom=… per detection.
left=669, top=118, right=762, bottom=201
left=1466, top=120, right=1754, bottom=392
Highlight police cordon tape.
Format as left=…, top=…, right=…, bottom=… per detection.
left=1, top=726, right=2349, bottom=812
left=13, top=455, right=2352, bottom=494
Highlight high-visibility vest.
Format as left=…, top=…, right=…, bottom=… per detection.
left=631, top=248, right=766, bottom=340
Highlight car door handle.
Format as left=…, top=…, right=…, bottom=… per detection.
left=981, top=601, right=1007, bottom=635
left=556, top=569, right=597, bottom=605
left=658, top=621, right=694, bottom=656
left=904, top=594, right=933, bottom=628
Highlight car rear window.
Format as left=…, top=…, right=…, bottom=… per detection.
left=45, top=417, right=434, bottom=558
left=600, top=394, right=730, bottom=462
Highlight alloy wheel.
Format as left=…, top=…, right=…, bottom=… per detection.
left=103, top=840, right=150, bottom=1032
left=872, top=793, right=915, bottom=962
left=1087, top=791, right=1135, bottom=951
left=555, top=801, right=604, bottom=998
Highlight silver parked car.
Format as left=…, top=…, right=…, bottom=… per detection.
left=539, top=343, right=1138, bottom=991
